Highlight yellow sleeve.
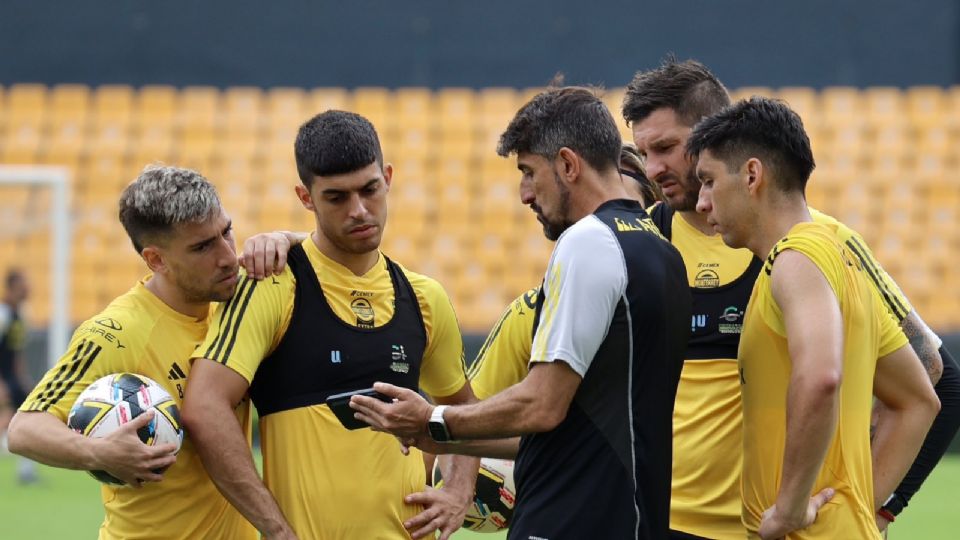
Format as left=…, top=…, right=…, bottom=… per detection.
left=409, top=273, right=467, bottom=399
left=467, top=288, right=538, bottom=400
left=811, top=208, right=913, bottom=322
left=196, top=271, right=294, bottom=384
left=841, top=232, right=913, bottom=324
left=19, top=310, right=147, bottom=420
left=877, top=299, right=910, bottom=357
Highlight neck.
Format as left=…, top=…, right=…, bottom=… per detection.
left=569, top=170, right=632, bottom=222
left=310, top=231, right=379, bottom=276
left=143, top=275, right=209, bottom=320
left=677, top=209, right=715, bottom=235
left=747, top=197, right=812, bottom=259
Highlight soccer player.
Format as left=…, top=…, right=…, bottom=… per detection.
left=622, top=58, right=960, bottom=539
left=351, top=86, right=691, bottom=540
left=0, top=269, right=37, bottom=483
left=689, top=96, right=940, bottom=539
left=466, top=142, right=661, bottom=400
left=7, top=165, right=294, bottom=540
left=182, top=110, right=479, bottom=540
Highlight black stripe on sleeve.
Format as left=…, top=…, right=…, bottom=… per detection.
left=218, top=278, right=259, bottom=365
left=846, top=238, right=909, bottom=321
left=205, top=277, right=253, bottom=361
left=32, top=340, right=88, bottom=411
left=42, top=343, right=102, bottom=411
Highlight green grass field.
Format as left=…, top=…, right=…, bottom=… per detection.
left=2, top=454, right=958, bottom=539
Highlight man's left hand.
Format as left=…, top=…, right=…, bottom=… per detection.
left=349, top=382, right=433, bottom=438
left=403, top=485, right=472, bottom=540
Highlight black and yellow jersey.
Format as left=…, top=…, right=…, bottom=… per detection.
left=20, top=280, right=255, bottom=540
left=739, top=222, right=908, bottom=540
left=197, top=237, right=468, bottom=540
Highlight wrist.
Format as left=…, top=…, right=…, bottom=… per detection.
left=82, top=437, right=105, bottom=470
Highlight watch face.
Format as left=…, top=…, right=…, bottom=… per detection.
left=428, top=422, right=448, bottom=442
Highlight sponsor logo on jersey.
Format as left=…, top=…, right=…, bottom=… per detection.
left=351, top=297, right=375, bottom=328
left=390, top=345, right=409, bottom=373
left=95, top=317, right=123, bottom=331
left=350, top=290, right=374, bottom=297
left=330, top=350, right=342, bottom=363
left=691, top=314, right=708, bottom=332
left=718, top=305, right=744, bottom=334
left=167, top=362, right=187, bottom=381
left=694, top=268, right=720, bottom=288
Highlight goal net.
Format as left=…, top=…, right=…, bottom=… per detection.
left=0, top=165, right=71, bottom=368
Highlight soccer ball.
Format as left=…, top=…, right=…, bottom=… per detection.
left=67, top=373, right=184, bottom=485
left=433, top=457, right=516, bottom=532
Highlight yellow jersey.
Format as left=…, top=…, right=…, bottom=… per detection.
left=20, top=280, right=255, bottom=540
left=197, top=238, right=468, bottom=540
left=739, top=222, right=908, bottom=540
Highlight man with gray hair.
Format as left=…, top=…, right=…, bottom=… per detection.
left=8, top=165, right=296, bottom=540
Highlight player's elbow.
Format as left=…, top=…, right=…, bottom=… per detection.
left=6, top=412, right=32, bottom=456
left=180, top=399, right=211, bottom=443
left=806, top=370, right=842, bottom=398
left=524, top=398, right=568, bottom=432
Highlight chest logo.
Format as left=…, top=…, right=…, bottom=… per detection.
left=95, top=317, right=123, bottom=331
left=694, top=269, right=720, bottom=288
left=718, top=306, right=745, bottom=334
left=351, top=298, right=375, bottom=328
left=692, top=314, right=708, bottom=332
left=331, top=350, right=343, bottom=363
left=390, top=345, right=410, bottom=374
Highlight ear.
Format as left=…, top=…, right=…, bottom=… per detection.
left=295, top=184, right=315, bottom=211
left=141, top=246, right=167, bottom=275
left=556, top=147, right=582, bottom=185
left=382, top=163, right=393, bottom=190
left=744, top=158, right=764, bottom=196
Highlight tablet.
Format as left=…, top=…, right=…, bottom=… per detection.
left=325, top=388, right=394, bottom=430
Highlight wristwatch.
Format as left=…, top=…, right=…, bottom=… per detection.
left=427, top=405, right=456, bottom=442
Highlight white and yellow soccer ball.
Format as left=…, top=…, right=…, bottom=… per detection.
left=66, top=372, right=184, bottom=485
left=433, top=457, right=516, bottom=532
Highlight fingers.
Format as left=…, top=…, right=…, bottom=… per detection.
left=372, top=382, right=407, bottom=399
left=121, top=409, right=155, bottom=432
left=811, top=487, right=835, bottom=510
left=272, top=240, right=289, bottom=275
left=409, top=518, right=443, bottom=540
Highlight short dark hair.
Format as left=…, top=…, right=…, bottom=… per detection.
left=622, top=57, right=730, bottom=127
left=685, top=97, right=816, bottom=193
left=497, top=86, right=621, bottom=173
left=295, top=110, right=383, bottom=186
left=118, top=165, right=222, bottom=253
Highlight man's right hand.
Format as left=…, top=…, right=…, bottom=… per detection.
left=91, top=410, right=178, bottom=487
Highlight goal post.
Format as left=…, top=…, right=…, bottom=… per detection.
left=0, top=165, right=71, bottom=368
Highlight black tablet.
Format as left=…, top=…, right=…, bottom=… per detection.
left=325, top=388, right=394, bottom=430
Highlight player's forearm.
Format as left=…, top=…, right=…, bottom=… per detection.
left=890, top=347, right=960, bottom=514
left=436, top=454, right=479, bottom=503
left=184, top=403, right=293, bottom=537
left=777, top=374, right=840, bottom=519
left=7, top=411, right=99, bottom=470
left=871, top=391, right=940, bottom=509
left=901, top=311, right=943, bottom=385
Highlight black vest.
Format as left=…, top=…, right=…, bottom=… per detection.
left=249, top=244, right=427, bottom=416
left=651, top=203, right=762, bottom=360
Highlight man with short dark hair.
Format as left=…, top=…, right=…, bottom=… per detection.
left=350, top=87, right=691, bottom=540
left=689, top=96, right=939, bottom=539
left=183, top=110, right=479, bottom=540
left=623, top=58, right=959, bottom=539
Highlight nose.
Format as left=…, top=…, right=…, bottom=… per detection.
left=347, top=193, right=369, bottom=220
left=216, top=235, right=238, bottom=267
left=644, top=155, right=666, bottom=182
left=696, top=186, right=711, bottom=214
left=519, top=177, right=535, bottom=205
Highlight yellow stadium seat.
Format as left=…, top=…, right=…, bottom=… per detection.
left=352, top=87, right=392, bottom=132
left=437, top=88, right=477, bottom=137
left=136, top=85, right=177, bottom=124
left=177, top=86, right=220, bottom=134
left=307, top=88, right=349, bottom=115
left=223, top=86, right=263, bottom=133
left=395, top=87, right=433, bottom=127
left=777, top=87, right=819, bottom=125
left=906, top=86, right=946, bottom=128
left=267, top=87, right=306, bottom=118
left=863, top=87, right=905, bottom=127
left=6, top=84, right=47, bottom=115
left=820, top=87, right=864, bottom=127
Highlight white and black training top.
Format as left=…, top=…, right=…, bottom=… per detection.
left=510, top=199, right=691, bottom=540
